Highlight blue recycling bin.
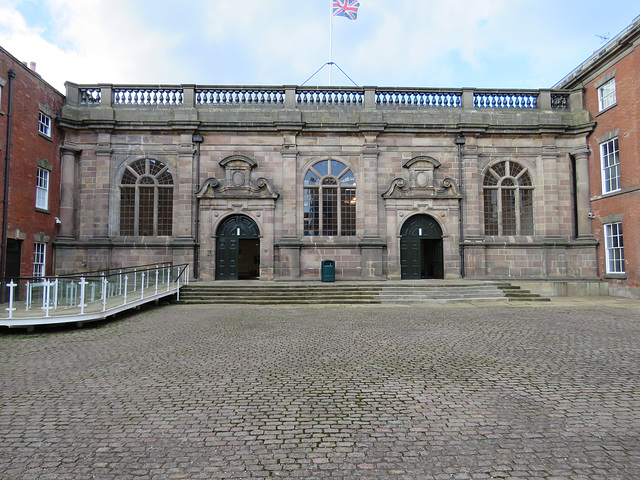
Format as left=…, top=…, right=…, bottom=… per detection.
left=321, top=260, right=335, bottom=282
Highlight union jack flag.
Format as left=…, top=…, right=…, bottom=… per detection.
left=333, top=0, right=360, bottom=20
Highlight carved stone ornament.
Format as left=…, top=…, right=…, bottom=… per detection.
left=196, top=155, right=279, bottom=199
left=382, top=156, right=461, bottom=199
left=196, top=177, right=279, bottom=199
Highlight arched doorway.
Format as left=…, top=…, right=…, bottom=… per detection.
left=216, top=215, right=260, bottom=280
left=400, top=215, right=444, bottom=279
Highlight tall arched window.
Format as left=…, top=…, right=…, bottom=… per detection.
left=120, top=158, right=174, bottom=236
left=304, top=160, right=356, bottom=236
left=483, top=160, right=534, bottom=236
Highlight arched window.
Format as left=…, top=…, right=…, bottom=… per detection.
left=120, top=158, right=173, bottom=236
left=483, top=161, right=533, bottom=236
left=304, top=160, right=356, bottom=236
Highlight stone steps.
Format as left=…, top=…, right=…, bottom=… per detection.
left=377, top=284, right=506, bottom=303
left=495, top=283, right=551, bottom=302
left=179, top=285, right=381, bottom=305
left=178, top=281, right=550, bottom=305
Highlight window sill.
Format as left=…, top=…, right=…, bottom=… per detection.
left=596, top=102, right=617, bottom=116
left=38, top=132, right=53, bottom=142
left=604, top=273, right=627, bottom=280
left=35, top=207, right=50, bottom=214
left=592, top=185, right=640, bottom=202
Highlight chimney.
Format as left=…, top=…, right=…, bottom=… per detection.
left=29, top=61, right=36, bottom=72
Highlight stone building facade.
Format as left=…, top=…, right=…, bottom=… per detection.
left=55, top=84, right=597, bottom=282
left=556, top=14, right=640, bottom=299
left=0, top=46, right=65, bottom=279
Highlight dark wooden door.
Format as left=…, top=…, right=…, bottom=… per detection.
left=400, top=215, right=443, bottom=280
left=5, top=239, right=22, bottom=279
left=216, top=215, right=260, bottom=280
left=401, top=236, right=421, bottom=279
left=216, top=236, right=239, bottom=280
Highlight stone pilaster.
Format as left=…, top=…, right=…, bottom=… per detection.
left=92, top=133, right=112, bottom=240
left=461, top=142, right=482, bottom=238
left=541, top=141, right=561, bottom=238
left=59, top=144, right=81, bottom=239
left=572, top=146, right=593, bottom=238
left=176, top=135, right=196, bottom=238
left=360, top=133, right=381, bottom=239
left=277, top=131, right=301, bottom=278
left=359, top=133, right=385, bottom=278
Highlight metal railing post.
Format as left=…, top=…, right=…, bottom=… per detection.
left=42, top=280, right=52, bottom=317
left=101, top=275, right=108, bottom=312
left=78, top=277, right=88, bottom=314
left=5, top=280, right=16, bottom=318
left=25, top=281, right=32, bottom=311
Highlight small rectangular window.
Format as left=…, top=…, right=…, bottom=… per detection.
left=33, top=242, right=46, bottom=278
left=36, top=167, right=49, bottom=210
left=598, top=78, right=616, bottom=111
left=600, top=138, right=620, bottom=194
left=38, top=112, right=52, bottom=137
left=604, top=222, right=625, bottom=274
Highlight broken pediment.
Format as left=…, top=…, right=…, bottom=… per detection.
left=196, top=176, right=279, bottom=199
left=382, top=156, right=460, bottom=199
left=196, top=154, right=279, bottom=199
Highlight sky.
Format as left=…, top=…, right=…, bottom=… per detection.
left=0, top=0, right=638, bottom=94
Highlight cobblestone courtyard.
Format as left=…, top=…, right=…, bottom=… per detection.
left=2, top=299, right=640, bottom=479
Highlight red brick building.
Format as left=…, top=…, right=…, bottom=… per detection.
left=0, top=46, right=65, bottom=280
left=556, top=15, right=640, bottom=298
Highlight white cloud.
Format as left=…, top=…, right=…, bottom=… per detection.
left=0, top=6, right=72, bottom=91
left=1, top=0, right=638, bottom=91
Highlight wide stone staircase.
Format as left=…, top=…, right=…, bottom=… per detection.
left=177, top=281, right=549, bottom=305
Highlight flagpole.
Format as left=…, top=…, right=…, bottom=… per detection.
left=329, top=0, right=333, bottom=86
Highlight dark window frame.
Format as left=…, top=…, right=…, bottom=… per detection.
left=483, top=160, right=534, bottom=236
left=303, top=160, right=356, bottom=237
left=119, top=159, right=174, bottom=236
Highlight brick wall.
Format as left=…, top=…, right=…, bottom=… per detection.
left=584, top=42, right=640, bottom=287
left=0, top=47, right=64, bottom=278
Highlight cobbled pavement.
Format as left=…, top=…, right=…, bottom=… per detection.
left=1, top=299, right=640, bottom=479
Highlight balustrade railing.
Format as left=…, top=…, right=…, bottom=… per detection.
left=73, top=85, right=574, bottom=111
left=473, top=91, right=538, bottom=109
left=79, top=87, right=102, bottom=104
left=113, top=88, right=184, bottom=105
left=376, top=90, right=462, bottom=107
left=1, top=264, right=189, bottom=326
left=550, top=93, right=569, bottom=109
left=195, top=88, right=285, bottom=105
left=296, top=89, right=364, bottom=106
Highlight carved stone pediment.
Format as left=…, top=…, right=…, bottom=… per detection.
left=382, top=156, right=461, bottom=199
left=197, top=154, right=279, bottom=199
left=196, top=177, right=279, bottom=199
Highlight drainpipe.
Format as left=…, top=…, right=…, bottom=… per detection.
left=192, top=133, right=204, bottom=280
left=455, top=135, right=466, bottom=278
left=1, top=70, right=16, bottom=284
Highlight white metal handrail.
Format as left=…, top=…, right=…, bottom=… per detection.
left=1, top=264, right=189, bottom=328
